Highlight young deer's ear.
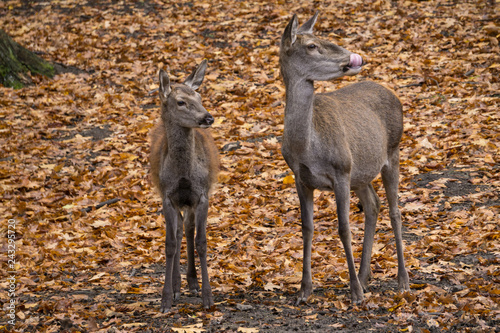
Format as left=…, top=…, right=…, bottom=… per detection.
left=281, top=14, right=298, bottom=49
left=159, top=69, right=171, bottom=100
left=184, top=59, right=207, bottom=91
left=297, top=12, right=319, bottom=34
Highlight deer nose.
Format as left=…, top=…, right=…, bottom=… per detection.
left=200, top=114, right=214, bottom=126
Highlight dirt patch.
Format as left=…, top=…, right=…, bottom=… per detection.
left=81, top=125, right=112, bottom=141
left=411, top=167, right=499, bottom=211
left=16, top=254, right=499, bottom=333
left=53, top=62, right=88, bottom=76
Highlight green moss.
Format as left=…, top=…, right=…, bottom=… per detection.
left=1, top=28, right=55, bottom=88
left=6, top=76, right=24, bottom=89
left=29, top=60, right=55, bottom=78
left=0, top=61, right=24, bottom=88
left=8, top=47, right=16, bottom=61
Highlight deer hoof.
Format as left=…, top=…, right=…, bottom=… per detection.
left=358, top=273, right=371, bottom=292
left=189, top=287, right=200, bottom=295
left=202, top=295, right=214, bottom=309
left=360, top=280, right=370, bottom=293
left=295, top=296, right=307, bottom=306
left=295, top=288, right=311, bottom=306
left=352, top=296, right=364, bottom=305
left=351, top=282, right=365, bottom=304
left=398, top=270, right=410, bottom=291
left=160, top=301, right=172, bottom=313
left=160, top=290, right=173, bottom=313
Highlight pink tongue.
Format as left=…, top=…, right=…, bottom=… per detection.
left=349, top=53, right=363, bottom=68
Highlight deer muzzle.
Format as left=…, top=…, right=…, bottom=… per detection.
left=199, top=114, right=214, bottom=127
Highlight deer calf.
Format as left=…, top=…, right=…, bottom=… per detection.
left=150, top=60, right=219, bottom=312
left=279, top=13, right=410, bottom=304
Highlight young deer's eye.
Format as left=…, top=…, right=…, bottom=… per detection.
left=177, top=101, right=186, bottom=106
left=307, top=44, right=317, bottom=49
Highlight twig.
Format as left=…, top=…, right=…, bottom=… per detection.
left=399, top=82, right=423, bottom=88
left=464, top=68, right=475, bottom=77
left=81, top=198, right=120, bottom=213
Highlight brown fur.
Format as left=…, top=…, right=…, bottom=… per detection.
left=279, top=13, right=410, bottom=306
left=149, top=60, right=219, bottom=313
left=150, top=122, right=219, bottom=198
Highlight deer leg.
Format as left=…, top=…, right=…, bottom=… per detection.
left=381, top=151, right=410, bottom=292
left=354, top=184, right=381, bottom=291
left=295, top=181, right=314, bottom=305
left=194, top=196, right=214, bottom=309
left=334, top=176, right=364, bottom=304
left=184, top=209, right=200, bottom=293
left=172, top=211, right=183, bottom=301
left=160, top=198, right=179, bottom=313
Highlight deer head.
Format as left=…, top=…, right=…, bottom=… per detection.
left=159, top=59, right=214, bottom=128
left=280, top=13, right=364, bottom=82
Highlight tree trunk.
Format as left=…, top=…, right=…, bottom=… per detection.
left=0, top=29, right=55, bottom=89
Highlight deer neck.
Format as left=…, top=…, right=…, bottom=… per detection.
left=165, top=121, right=196, bottom=173
left=283, top=78, right=315, bottom=153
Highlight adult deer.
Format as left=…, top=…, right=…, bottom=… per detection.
left=279, top=13, right=410, bottom=304
left=150, top=60, right=219, bottom=312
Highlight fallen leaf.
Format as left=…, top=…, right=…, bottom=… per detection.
left=172, top=323, right=206, bottom=333
left=237, top=328, right=259, bottom=333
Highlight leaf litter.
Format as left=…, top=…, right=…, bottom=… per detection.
left=0, top=0, right=498, bottom=332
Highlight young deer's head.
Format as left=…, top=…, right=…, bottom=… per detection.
left=280, top=12, right=364, bottom=83
left=159, top=59, right=214, bottom=129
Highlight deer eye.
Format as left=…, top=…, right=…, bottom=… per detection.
left=177, top=100, right=186, bottom=106
left=307, top=44, right=317, bottom=49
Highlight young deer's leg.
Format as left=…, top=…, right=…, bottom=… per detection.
left=334, top=176, right=364, bottom=304
left=381, top=151, right=410, bottom=291
left=161, top=198, right=179, bottom=313
left=172, top=211, right=183, bottom=301
left=184, top=209, right=200, bottom=293
left=355, top=184, right=381, bottom=291
left=194, top=196, right=214, bottom=309
left=295, top=180, right=314, bottom=305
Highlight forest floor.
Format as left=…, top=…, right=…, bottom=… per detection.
left=0, top=0, right=498, bottom=332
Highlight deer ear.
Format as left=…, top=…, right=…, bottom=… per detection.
left=184, top=59, right=207, bottom=91
left=159, top=69, right=171, bottom=100
left=297, top=12, right=319, bottom=34
left=281, top=14, right=298, bottom=49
